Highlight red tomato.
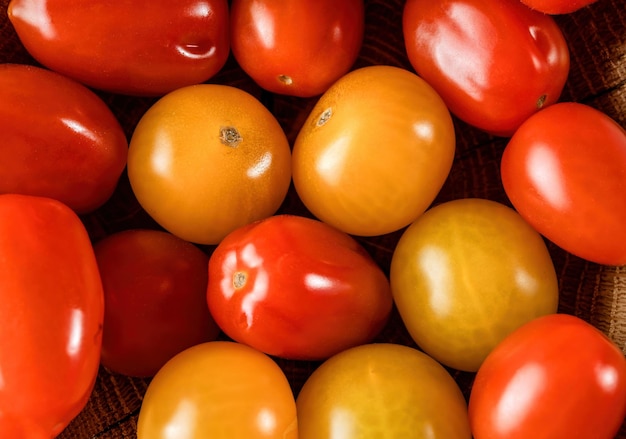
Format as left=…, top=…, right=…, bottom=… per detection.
left=403, top=0, right=570, bottom=136
left=520, top=0, right=598, bottom=14
left=94, top=229, right=221, bottom=378
left=469, top=314, right=626, bottom=439
left=0, top=194, right=104, bottom=438
left=206, top=214, right=393, bottom=360
left=501, top=102, right=626, bottom=266
left=0, top=64, right=128, bottom=213
left=7, top=0, right=230, bottom=96
left=230, top=0, right=364, bottom=97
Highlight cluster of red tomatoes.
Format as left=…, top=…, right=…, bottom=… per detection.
left=1, top=0, right=626, bottom=438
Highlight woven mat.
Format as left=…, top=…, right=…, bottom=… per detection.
left=1, top=0, right=625, bottom=437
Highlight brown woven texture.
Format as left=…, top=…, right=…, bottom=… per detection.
left=1, top=0, right=625, bottom=437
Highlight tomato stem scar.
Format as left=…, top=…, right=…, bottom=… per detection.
left=317, top=108, right=333, bottom=126
left=278, top=74, right=293, bottom=85
left=233, top=271, right=247, bottom=289
left=220, top=126, right=242, bottom=147
left=536, top=94, right=547, bottom=109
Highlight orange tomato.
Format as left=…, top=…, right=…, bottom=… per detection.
left=127, top=84, right=292, bottom=245
left=292, top=65, right=455, bottom=237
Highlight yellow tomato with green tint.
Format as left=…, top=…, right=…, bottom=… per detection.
left=389, top=198, right=559, bottom=372
left=296, top=343, right=472, bottom=439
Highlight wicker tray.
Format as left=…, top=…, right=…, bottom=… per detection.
left=1, top=0, right=625, bottom=437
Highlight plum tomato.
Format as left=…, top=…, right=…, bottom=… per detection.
left=469, top=314, right=626, bottom=439
left=0, top=63, right=128, bottom=214
left=501, top=102, right=626, bottom=266
left=8, top=0, right=230, bottom=96
left=389, top=198, right=559, bottom=372
left=93, top=229, right=221, bottom=378
left=206, top=214, right=393, bottom=360
left=230, top=0, right=365, bottom=97
left=0, top=194, right=104, bottom=438
left=136, top=341, right=298, bottom=439
left=127, top=83, right=292, bottom=245
left=292, top=65, right=456, bottom=237
left=403, top=0, right=570, bottom=136
left=296, top=343, right=472, bottom=439
left=520, top=0, right=598, bottom=14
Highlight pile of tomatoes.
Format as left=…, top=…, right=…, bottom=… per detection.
left=1, top=0, right=626, bottom=438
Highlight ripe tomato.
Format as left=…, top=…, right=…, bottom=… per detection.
left=501, top=102, right=626, bottom=266
left=230, top=0, right=364, bottom=97
left=520, top=0, right=598, bottom=14
left=137, top=341, right=298, bottom=439
left=0, top=63, right=128, bottom=214
left=93, top=229, right=221, bottom=378
left=8, top=0, right=229, bottom=96
left=127, top=84, right=292, bottom=245
left=469, top=314, right=626, bottom=439
left=403, top=0, right=570, bottom=136
left=297, top=343, right=472, bottom=439
left=206, top=214, right=393, bottom=360
left=390, top=198, right=559, bottom=372
left=0, top=194, right=104, bottom=438
left=292, top=65, right=456, bottom=237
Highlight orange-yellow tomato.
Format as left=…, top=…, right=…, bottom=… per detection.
left=292, top=65, right=455, bottom=237
left=137, top=341, right=298, bottom=439
left=296, top=343, right=472, bottom=438
left=390, top=198, right=559, bottom=372
left=127, top=84, right=292, bottom=245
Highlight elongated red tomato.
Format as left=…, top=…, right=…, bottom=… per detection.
left=403, top=0, right=570, bottom=136
left=206, top=214, right=393, bottom=360
left=8, top=0, right=230, bottom=96
left=501, top=102, right=626, bottom=266
left=0, top=194, right=104, bottom=438
left=0, top=64, right=128, bottom=213
left=230, top=0, right=365, bottom=97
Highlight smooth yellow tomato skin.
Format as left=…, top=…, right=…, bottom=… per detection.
left=127, top=84, right=292, bottom=245
left=390, top=198, right=559, bottom=372
left=296, top=343, right=472, bottom=439
left=136, top=341, right=298, bottom=439
left=292, top=65, right=455, bottom=237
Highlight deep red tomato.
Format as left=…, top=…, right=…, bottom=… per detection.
left=7, top=0, right=229, bottom=96
left=0, top=64, right=128, bottom=213
left=403, top=0, right=570, bottom=136
left=230, top=0, right=364, bottom=97
left=0, top=194, right=104, bottom=438
left=206, top=214, right=393, bottom=360
left=94, top=229, right=221, bottom=378
left=501, top=102, right=626, bottom=266
left=520, top=0, right=598, bottom=14
left=469, top=313, right=626, bottom=439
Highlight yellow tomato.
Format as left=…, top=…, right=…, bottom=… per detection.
left=296, top=343, right=472, bottom=438
left=292, top=65, right=455, bottom=236
left=390, top=198, right=559, bottom=372
left=137, top=341, right=298, bottom=439
left=127, top=84, right=292, bottom=244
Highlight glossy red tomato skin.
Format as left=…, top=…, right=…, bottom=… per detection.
left=230, top=0, right=364, bottom=97
left=206, top=214, right=393, bottom=360
left=469, top=314, right=626, bottom=439
left=0, top=64, right=128, bottom=214
left=94, top=229, right=221, bottom=378
left=520, top=0, right=598, bottom=14
left=0, top=194, right=104, bottom=438
left=501, top=102, right=626, bottom=266
left=8, top=0, right=229, bottom=96
left=403, top=0, right=570, bottom=136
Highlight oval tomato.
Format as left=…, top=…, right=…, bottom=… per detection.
left=127, top=83, right=292, bottom=245
left=501, top=102, right=626, bottom=266
left=520, top=0, right=598, bottom=14
left=297, top=343, right=472, bottom=439
left=292, top=65, right=456, bottom=237
left=403, top=0, right=570, bottom=136
left=0, top=194, right=104, bottom=438
left=469, top=314, right=626, bottom=439
left=0, top=63, right=128, bottom=214
left=230, top=0, right=364, bottom=97
left=390, top=198, right=559, bottom=372
left=94, top=229, right=220, bottom=378
left=137, top=341, right=298, bottom=439
left=8, top=0, right=229, bottom=96
left=206, top=214, right=393, bottom=360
